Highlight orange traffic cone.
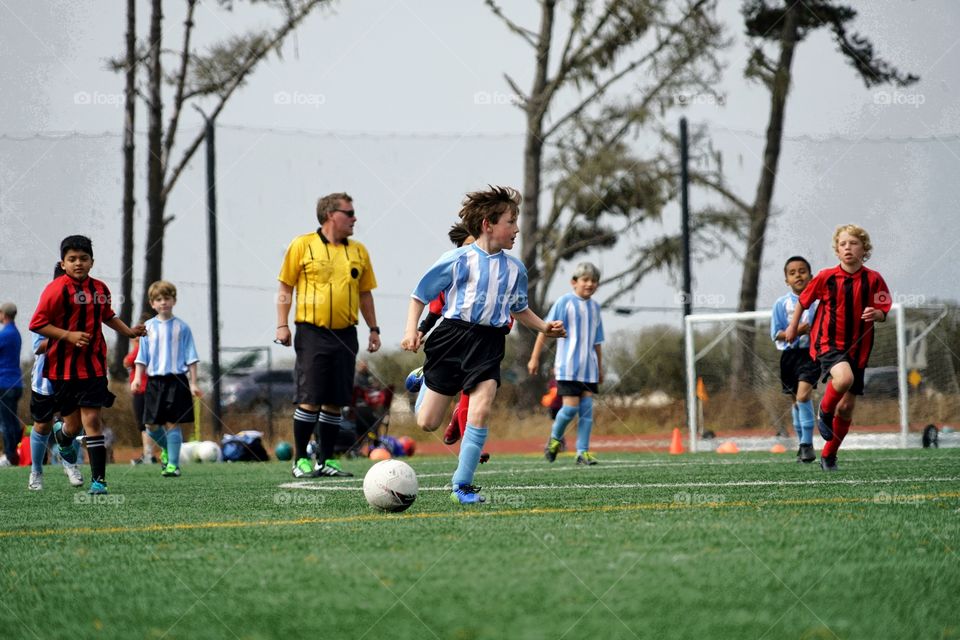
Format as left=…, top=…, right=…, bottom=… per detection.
left=669, top=428, right=684, bottom=455
left=716, top=441, right=740, bottom=454
left=769, top=443, right=787, bottom=453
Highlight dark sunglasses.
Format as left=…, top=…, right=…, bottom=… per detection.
left=333, top=209, right=356, bottom=218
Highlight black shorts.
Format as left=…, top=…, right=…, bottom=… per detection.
left=423, top=318, right=505, bottom=396
left=817, top=350, right=865, bottom=396
left=30, top=391, right=58, bottom=423
left=294, top=323, right=358, bottom=406
left=779, top=349, right=820, bottom=395
left=51, top=377, right=115, bottom=416
left=557, top=381, right=599, bottom=397
left=143, top=374, right=195, bottom=425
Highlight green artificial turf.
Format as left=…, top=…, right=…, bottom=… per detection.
left=2, top=449, right=958, bottom=639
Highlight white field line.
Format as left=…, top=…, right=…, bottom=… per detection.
left=279, top=476, right=960, bottom=492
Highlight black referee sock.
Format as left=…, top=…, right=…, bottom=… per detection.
left=317, top=411, right=342, bottom=466
left=86, top=435, right=106, bottom=484
left=293, top=408, right=318, bottom=461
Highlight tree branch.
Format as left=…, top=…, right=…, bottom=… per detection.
left=162, top=0, right=197, bottom=170
left=483, top=0, right=537, bottom=48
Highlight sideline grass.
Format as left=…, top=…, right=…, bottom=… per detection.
left=2, top=449, right=959, bottom=640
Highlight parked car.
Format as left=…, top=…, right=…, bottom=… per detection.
left=221, top=368, right=295, bottom=414
left=863, top=366, right=900, bottom=399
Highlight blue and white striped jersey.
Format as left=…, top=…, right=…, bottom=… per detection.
left=547, top=293, right=604, bottom=383
left=411, top=244, right=529, bottom=327
left=31, top=332, right=53, bottom=396
left=771, top=292, right=819, bottom=351
left=135, top=316, right=199, bottom=376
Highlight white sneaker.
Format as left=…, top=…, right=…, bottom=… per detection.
left=63, top=461, right=83, bottom=487
left=28, top=471, right=43, bottom=491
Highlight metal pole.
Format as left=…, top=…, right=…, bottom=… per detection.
left=684, top=314, right=698, bottom=453
left=203, top=114, right=223, bottom=437
left=680, top=117, right=692, bottom=319
left=894, top=303, right=908, bottom=448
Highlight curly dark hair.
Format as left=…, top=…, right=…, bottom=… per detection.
left=457, top=186, right=521, bottom=238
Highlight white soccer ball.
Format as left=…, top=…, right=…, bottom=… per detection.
left=180, top=441, right=199, bottom=464
left=197, top=441, right=221, bottom=463
left=363, top=459, right=418, bottom=513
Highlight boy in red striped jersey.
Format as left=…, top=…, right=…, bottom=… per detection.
left=784, top=224, right=891, bottom=471
left=29, top=235, right=147, bottom=494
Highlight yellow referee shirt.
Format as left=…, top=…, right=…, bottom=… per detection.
left=278, top=231, right=377, bottom=329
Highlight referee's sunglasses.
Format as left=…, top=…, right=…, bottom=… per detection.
left=333, top=208, right=356, bottom=218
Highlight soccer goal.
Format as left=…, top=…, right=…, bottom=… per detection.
left=683, top=304, right=960, bottom=452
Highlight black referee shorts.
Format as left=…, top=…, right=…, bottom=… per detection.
left=779, top=348, right=820, bottom=395
left=423, top=318, right=505, bottom=396
left=142, top=374, right=195, bottom=425
left=294, top=323, right=358, bottom=407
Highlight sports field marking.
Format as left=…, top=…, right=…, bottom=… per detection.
left=281, top=475, right=960, bottom=492
left=3, top=490, right=959, bottom=540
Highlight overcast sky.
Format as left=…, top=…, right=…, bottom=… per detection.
left=2, top=0, right=959, bottom=366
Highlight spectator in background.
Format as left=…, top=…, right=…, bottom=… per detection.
left=0, top=302, right=24, bottom=466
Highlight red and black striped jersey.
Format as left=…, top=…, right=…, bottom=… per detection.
left=29, top=275, right=116, bottom=380
left=799, top=264, right=891, bottom=368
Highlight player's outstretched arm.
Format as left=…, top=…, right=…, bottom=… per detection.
left=514, top=308, right=566, bottom=338
left=401, top=299, right=427, bottom=352
left=106, top=316, right=146, bottom=339
left=527, top=333, right=547, bottom=375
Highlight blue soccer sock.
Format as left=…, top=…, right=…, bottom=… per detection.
left=415, top=381, right=428, bottom=414
left=452, top=424, right=488, bottom=489
left=797, top=400, right=815, bottom=446
left=550, top=405, right=578, bottom=441
left=165, top=427, right=183, bottom=466
left=148, top=426, right=167, bottom=450
left=575, top=397, right=594, bottom=455
left=791, top=404, right=802, bottom=441
left=30, top=429, right=49, bottom=475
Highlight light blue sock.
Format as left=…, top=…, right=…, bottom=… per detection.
left=791, top=404, right=802, bottom=440
left=452, top=424, right=487, bottom=489
left=166, top=427, right=182, bottom=466
left=148, top=426, right=167, bottom=450
left=551, top=405, right=578, bottom=441
left=30, top=429, right=49, bottom=474
left=415, top=381, right=428, bottom=414
left=575, top=397, right=594, bottom=455
left=797, top=400, right=815, bottom=445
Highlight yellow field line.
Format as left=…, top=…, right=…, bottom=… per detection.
left=4, top=491, right=959, bottom=540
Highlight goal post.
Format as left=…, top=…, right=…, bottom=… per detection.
left=683, top=303, right=960, bottom=452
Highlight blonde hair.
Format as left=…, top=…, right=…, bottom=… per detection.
left=832, top=224, right=873, bottom=262
left=572, top=262, right=601, bottom=281
left=148, top=280, right=177, bottom=301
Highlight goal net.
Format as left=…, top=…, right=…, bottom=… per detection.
left=683, top=304, right=960, bottom=452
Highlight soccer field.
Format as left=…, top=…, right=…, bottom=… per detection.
left=3, top=450, right=959, bottom=640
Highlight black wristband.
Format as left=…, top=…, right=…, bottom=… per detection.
left=369, top=326, right=380, bottom=334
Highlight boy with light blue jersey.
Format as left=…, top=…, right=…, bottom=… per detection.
left=771, top=256, right=820, bottom=463
left=27, top=265, right=83, bottom=491
left=527, top=262, right=604, bottom=465
left=132, top=280, right=201, bottom=478
left=401, top=186, right=565, bottom=504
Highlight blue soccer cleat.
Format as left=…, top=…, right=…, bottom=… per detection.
left=88, top=480, right=109, bottom=495
left=405, top=367, right=424, bottom=393
left=53, top=423, right=79, bottom=465
left=450, top=484, right=485, bottom=505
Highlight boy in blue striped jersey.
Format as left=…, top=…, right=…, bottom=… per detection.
left=528, top=262, right=604, bottom=465
left=772, top=256, right=820, bottom=463
left=27, top=264, right=84, bottom=490
left=132, top=280, right=202, bottom=477
left=401, top=186, right=566, bottom=504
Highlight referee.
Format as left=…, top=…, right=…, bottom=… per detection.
left=275, top=192, right=381, bottom=478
